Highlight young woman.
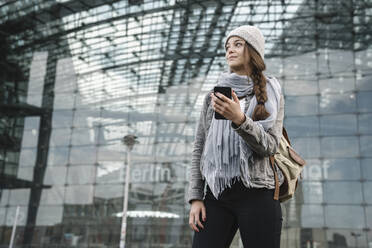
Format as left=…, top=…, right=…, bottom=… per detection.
left=187, top=25, right=285, bottom=248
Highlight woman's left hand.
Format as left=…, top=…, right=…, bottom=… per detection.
left=211, top=90, right=246, bottom=126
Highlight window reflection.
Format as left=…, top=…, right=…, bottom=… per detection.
left=325, top=206, right=365, bottom=229
left=322, top=159, right=361, bottom=180
left=67, top=165, right=96, bottom=185
left=65, top=185, right=94, bottom=205
left=319, top=93, right=356, bottom=114
left=321, top=136, right=359, bottom=158
left=320, top=114, right=357, bottom=136
left=359, top=114, right=372, bottom=134
left=300, top=204, right=324, bottom=228
left=36, top=206, right=63, bottom=226
left=324, top=182, right=363, bottom=204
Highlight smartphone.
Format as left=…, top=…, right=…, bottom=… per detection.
left=213, top=86, right=232, bottom=120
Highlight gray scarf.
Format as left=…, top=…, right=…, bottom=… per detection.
left=200, top=72, right=281, bottom=199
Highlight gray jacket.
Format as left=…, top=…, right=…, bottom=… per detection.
left=187, top=89, right=285, bottom=203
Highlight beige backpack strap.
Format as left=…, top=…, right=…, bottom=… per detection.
left=270, top=155, right=279, bottom=201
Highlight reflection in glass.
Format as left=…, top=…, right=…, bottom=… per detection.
left=285, top=95, right=318, bottom=116
left=357, top=91, right=372, bottom=113
left=325, top=206, right=364, bottom=229
left=320, top=114, right=357, bottom=136
left=363, top=182, right=372, bottom=204
left=324, top=182, right=363, bottom=204
left=322, top=159, right=361, bottom=180
left=300, top=204, right=324, bottom=228
left=65, top=185, right=94, bottom=205
left=284, top=116, right=319, bottom=137
left=67, top=165, right=96, bottom=185
left=360, top=136, right=372, bottom=158
left=36, top=206, right=63, bottom=226
left=319, top=93, right=356, bottom=114
left=320, top=136, right=359, bottom=158
left=40, top=187, right=65, bottom=205
left=359, top=114, right=372, bottom=134
left=361, top=159, right=372, bottom=180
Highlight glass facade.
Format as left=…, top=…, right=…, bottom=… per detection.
left=0, top=0, right=371, bottom=247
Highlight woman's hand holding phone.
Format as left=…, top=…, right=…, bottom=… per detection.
left=211, top=89, right=246, bottom=126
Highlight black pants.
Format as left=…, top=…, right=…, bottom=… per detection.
left=192, top=180, right=282, bottom=248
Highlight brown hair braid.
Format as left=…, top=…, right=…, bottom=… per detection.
left=243, top=43, right=270, bottom=121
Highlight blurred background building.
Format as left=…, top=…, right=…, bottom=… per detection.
left=0, top=0, right=372, bottom=247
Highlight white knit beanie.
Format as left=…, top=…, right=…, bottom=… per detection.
left=224, top=25, right=265, bottom=60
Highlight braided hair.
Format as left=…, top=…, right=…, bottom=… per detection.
left=244, top=43, right=270, bottom=121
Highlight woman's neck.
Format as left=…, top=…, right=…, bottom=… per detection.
left=230, top=67, right=251, bottom=76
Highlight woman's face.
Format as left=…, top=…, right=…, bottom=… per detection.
left=225, top=36, right=249, bottom=75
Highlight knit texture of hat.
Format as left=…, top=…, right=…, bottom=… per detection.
left=224, top=25, right=265, bottom=60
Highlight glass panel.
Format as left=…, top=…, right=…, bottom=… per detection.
left=94, top=184, right=123, bottom=200
left=367, top=206, right=372, bottom=229
left=0, top=207, right=5, bottom=225
left=65, top=185, right=94, bottom=205
left=17, top=166, right=34, bottom=181
left=326, top=229, right=368, bottom=248
left=26, top=51, right=48, bottom=108
left=284, top=116, right=319, bottom=137
left=302, top=182, right=323, bottom=203
left=96, top=161, right=124, bottom=184
left=284, top=79, right=318, bottom=96
left=36, top=206, right=63, bottom=226
left=40, top=186, right=65, bottom=205
left=320, top=136, right=359, bottom=158
left=47, top=147, right=69, bottom=166
left=69, top=145, right=97, bottom=165
left=324, top=182, right=363, bottom=204
left=320, top=114, right=357, bottom=136
left=49, top=128, right=71, bottom=147
left=319, top=93, right=356, bottom=114
left=23, top=116, right=40, bottom=130
left=363, top=182, right=372, bottom=204
left=327, top=50, right=354, bottom=74
left=9, top=189, right=30, bottom=206
left=20, top=129, right=39, bottom=148
left=73, top=108, right=99, bottom=128
left=361, top=159, right=372, bottom=180
left=357, top=91, right=372, bottom=113
left=359, top=114, right=372, bottom=135
left=360, top=136, right=372, bottom=158
left=19, top=148, right=37, bottom=167
left=5, top=206, right=28, bottom=226
left=325, top=206, right=364, bottom=229
left=323, top=159, right=361, bottom=180
left=0, top=190, right=9, bottom=206
left=51, top=110, right=74, bottom=128
left=291, top=137, right=320, bottom=159
left=71, top=127, right=98, bottom=146
left=43, top=166, right=67, bottom=185
left=53, top=93, right=75, bottom=110
left=319, top=76, right=355, bottom=94
left=302, top=159, right=322, bottom=181
left=66, top=165, right=96, bottom=185
left=283, top=52, right=317, bottom=78
left=301, top=204, right=324, bottom=228
left=285, top=96, right=318, bottom=116
left=356, top=74, right=372, bottom=91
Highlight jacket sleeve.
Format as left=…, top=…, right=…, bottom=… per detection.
left=231, top=94, right=284, bottom=157
left=187, top=93, right=210, bottom=204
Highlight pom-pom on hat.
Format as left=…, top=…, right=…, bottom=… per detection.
left=224, top=25, right=265, bottom=60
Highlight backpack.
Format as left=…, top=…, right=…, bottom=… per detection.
left=269, top=128, right=306, bottom=202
